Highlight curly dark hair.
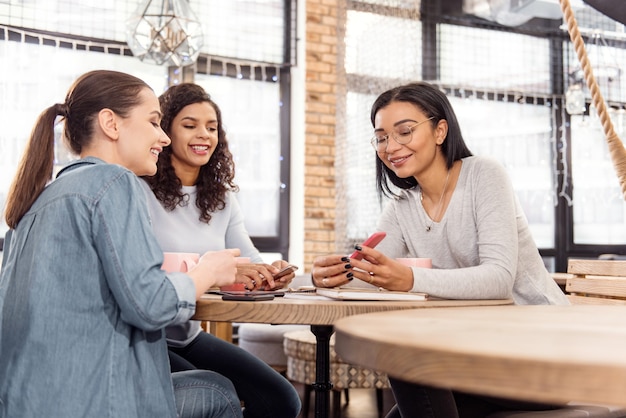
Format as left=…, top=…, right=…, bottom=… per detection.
left=142, top=83, right=238, bottom=223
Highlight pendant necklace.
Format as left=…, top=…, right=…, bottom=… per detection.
left=419, top=169, right=450, bottom=232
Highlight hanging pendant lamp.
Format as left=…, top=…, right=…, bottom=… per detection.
left=125, top=0, right=204, bottom=67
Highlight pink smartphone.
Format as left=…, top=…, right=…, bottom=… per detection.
left=350, top=231, right=386, bottom=260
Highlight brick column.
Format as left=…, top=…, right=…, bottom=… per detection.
left=303, top=0, right=340, bottom=270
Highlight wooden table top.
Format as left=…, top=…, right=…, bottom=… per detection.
left=193, top=293, right=513, bottom=325
left=334, top=305, right=626, bottom=407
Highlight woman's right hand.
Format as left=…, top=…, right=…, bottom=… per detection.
left=188, top=249, right=240, bottom=299
left=311, top=254, right=354, bottom=288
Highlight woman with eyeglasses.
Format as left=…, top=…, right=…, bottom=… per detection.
left=140, top=83, right=301, bottom=418
left=311, top=81, right=568, bottom=417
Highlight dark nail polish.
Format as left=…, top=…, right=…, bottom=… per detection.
left=346, top=272, right=354, bottom=279
left=344, top=264, right=352, bottom=269
left=341, top=256, right=349, bottom=262
left=354, top=244, right=362, bottom=251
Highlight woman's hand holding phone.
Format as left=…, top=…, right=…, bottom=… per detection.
left=350, top=231, right=386, bottom=260
left=273, top=264, right=298, bottom=280
left=311, top=232, right=387, bottom=288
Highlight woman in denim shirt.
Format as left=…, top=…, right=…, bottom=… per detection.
left=0, top=70, right=243, bottom=418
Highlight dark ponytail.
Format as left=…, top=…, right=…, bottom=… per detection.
left=4, top=105, right=58, bottom=228
left=4, top=70, right=150, bottom=228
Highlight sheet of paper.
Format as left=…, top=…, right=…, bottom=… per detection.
left=316, top=287, right=428, bottom=301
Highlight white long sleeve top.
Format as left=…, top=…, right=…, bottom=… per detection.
left=140, top=181, right=264, bottom=346
left=376, top=156, right=569, bottom=306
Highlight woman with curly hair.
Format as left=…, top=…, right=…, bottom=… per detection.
left=141, top=83, right=301, bottom=418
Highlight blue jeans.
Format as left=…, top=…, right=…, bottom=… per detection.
left=385, top=378, right=561, bottom=418
left=169, top=332, right=301, bottom=418
left=172, top=370, right=243, bottom=418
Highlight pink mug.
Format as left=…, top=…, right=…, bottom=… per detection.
left=396, top=257, right=432, bottom=269
left=219, top=257, right=251, bottom=291
left=161, top=252, right=199, bottom=273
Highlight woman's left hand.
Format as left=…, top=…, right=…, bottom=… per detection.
left=269, top=260, right=296, bottom=289
left=235, top=260, right=295, bottom=290
left=235, top=263, right=279, bottom=290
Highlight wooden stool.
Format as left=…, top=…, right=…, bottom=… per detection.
left=284, top=329, right=388, bottom=418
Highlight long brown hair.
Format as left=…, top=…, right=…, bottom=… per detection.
left=4, top=70, right=150, bottom=228
left=143, top=83, right=237, bottom=223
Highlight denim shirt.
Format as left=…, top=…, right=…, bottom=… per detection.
left=0, top=157, right=197, bottom=418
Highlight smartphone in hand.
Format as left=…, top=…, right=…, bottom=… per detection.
left=350, top=231, right=386, bottom=260
left=273, top=264, right=299, bottom=280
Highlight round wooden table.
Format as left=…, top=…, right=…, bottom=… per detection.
left=194, top=294, right=512, bottom=418
left=334, top=305, right=626, bottom=407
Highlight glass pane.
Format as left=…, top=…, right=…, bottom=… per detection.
left=342, top=91, right=386, bottom=240
left=439, top=24, right=551, bottom=94
left=571, top=111, right=626, bottom=245
left=0, top=1, right=135, bottom=41
left=194, top=0, right=285, bottom=64
left=345, top=10, right=421, bottom=79
left=195, top=74, right=282, bottom=237
left=564, top=41, right=626, bottom=104
left=0, top=0, right=286, bottom=64
left=451, top=97, right=556, bottom=248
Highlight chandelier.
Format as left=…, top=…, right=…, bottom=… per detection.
left=125, top=0, right=204, bottom=67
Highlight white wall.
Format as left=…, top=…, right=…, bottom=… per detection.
left=288, top=0, right=306, bottom=269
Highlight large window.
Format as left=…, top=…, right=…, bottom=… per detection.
left=0, top=0, right=295, bottom=258
left=571, top=111, right=626, bottom=245
left=340, top=0, right=626, bottom=271
left=439, top=24, right=552, bottom=93
left=195, top=74, right=283, bottom=237
left=0, top=40, right=168, bottom=238
left=452, top=97, right=556, bottom=248
left=0, top=0, right=288, bottom=64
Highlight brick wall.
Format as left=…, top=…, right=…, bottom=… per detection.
left=303, top=0, right=341, bottom=270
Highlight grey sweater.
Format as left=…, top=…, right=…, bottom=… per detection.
left=376, top=155, right=569, bottom=305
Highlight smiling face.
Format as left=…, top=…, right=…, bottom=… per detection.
left=168, top=101, right=218, bottom=185
left=116, top=88, right=170, bottom=176
left=374, top=101, right=446, bottom=180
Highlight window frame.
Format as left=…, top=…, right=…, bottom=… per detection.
left=342, top=0, right=626, bottom=272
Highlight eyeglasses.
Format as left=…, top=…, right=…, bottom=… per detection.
left=370, top=117, right=435, bottom=152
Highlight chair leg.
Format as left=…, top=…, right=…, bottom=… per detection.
left=376, top=388, right=384, bottom=418
left=343, top=388, right=350, bottom=405
left=332, top=389, right=342, bottom=418
left=302, top=384, right=312, bottom=418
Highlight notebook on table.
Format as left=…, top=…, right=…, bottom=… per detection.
left=316, top=287, right=428, bottom=301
